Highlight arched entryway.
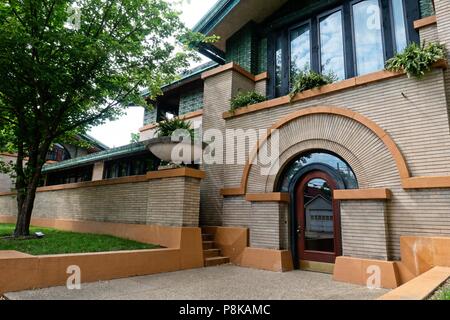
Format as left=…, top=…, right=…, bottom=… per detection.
left=277, top=150, right=358, bottom=269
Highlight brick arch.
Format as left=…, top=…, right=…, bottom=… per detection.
left=225, top=106, right=410, bottom=195
left=252, top=139, right=370, bottom=193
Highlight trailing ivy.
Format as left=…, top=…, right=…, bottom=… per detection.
left=289, top=70, right=337, bottom=100
left=385, top=42, right=447, bottom=78
left=230, top=91, right=267, bottom=113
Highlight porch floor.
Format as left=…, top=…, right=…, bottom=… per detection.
left=5, top=265, right=388, bottom=300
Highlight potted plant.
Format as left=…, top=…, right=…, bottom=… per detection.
left=230, top=90, right=267, bottom=114
left=145, top=117, right=207, bottom=167
left=385, top=42, right=447, bottom=78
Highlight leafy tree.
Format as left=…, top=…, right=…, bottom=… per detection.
left=0, top=0, right=214, bottom=236
left=130, top=132, right=140, bottom=143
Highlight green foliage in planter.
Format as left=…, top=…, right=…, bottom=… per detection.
left=155, top=117, right=194, bottom=138
left=385, top=42, right=447, bottom=78
left=230, top=91, right=267, bottom=113
left=289, top=70, right=337, bottom=100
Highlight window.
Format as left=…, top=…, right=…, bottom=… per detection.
left=268, top=0, right=419, bottom=97
left=103, top=154, right=155, bottom=179
left=278, top=151, right=358, bottom=192
left=290, top=23, right=311, bottom=83
left=319, top=10, right=345, bottom=80
left=352, top=0, right=384, bottom=76
left=46, top=166, right=93, bottom=186
left=391, top=0, right=407, bottom=53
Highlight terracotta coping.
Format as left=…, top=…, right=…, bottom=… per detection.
left=201, top=62, right=268, bottom=82
left=378, top=266, right=450, bottom=300
left=0, top=168, right=205, bottom=196
left=146, top=167, right=206, bottom=180
left=333, top=188, right=391, bottom=200
left=414, top=15, right=437, bottom=30
left=0, top=153, right=18, bottom=157
left=402, top=176, right=450, bottom=189
left=245, top=192, right=290, bottom=203
left=223, top=61, right=448, bottom=119
left=139, top=109, right=204, bottom=133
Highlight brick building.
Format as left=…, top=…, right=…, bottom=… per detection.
left=3, top=0, right=450, bottom=273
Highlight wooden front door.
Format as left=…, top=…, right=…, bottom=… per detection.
left=295, top=171, right=342, bottom=263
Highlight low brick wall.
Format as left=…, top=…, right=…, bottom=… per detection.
left=0, top=168, right=205, bottom=227
left=0, top=217, right=204, bottom=293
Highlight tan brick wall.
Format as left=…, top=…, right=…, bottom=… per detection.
left=201, top=70, right=255, bottom=226
left=340, top=200, right=389, bottom=260
left=0, top=175, right=202, bottom=227
left=219, top=69, right=450, bottom=258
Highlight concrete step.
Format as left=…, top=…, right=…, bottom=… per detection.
left=204, top=256, right=230, bottom=267
left=202, top=241, right=214, bottom=250
left=202, top=234, right=214, bottom=241
left=203, top=249, right=221, bottom=258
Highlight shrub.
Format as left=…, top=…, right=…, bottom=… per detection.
left=289, top=70, right=336, bottom=99
left=230, top=91, right=267, bottom=113
left=385, top=42, right=447, bottom=78
left=155, top=116, right=194, bottom=138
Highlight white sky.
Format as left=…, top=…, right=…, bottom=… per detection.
left=88, top=0, right=218, bottom=148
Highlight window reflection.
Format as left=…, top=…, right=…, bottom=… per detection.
left=319, top=10, right=345, bottom=80
left=275, top=37, right=283, bottom=97
left=352, top=0, right=384, bottom=75
left=279, top=151, right=358, bottom=192
left=304, top=178, right=334, bottom=252
left=392, top=0, right=407, bottom=53
left=290, top=24, right=311, bottom=85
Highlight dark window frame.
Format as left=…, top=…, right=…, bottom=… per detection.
left=267, top=0, right=419, bottom=98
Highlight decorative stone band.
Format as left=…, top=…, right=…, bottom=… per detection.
left=245, top=192, right=290, bottom=203
left=201, top=62, right=268, bottom=82
left=139, top=109, right=204, bottom=133
left=0, top=168, right=206, bottom=196
left=333, top=188, right=392, bottom=200
left=414, top=15, right=437, bottom=29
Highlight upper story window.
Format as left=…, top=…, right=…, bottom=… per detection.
left=352, top=0, right=384, bottom=76
left=319, top=9, right=345, bottom=80
left=269, top=0, right=419, bottom=98
left=290, top=23, right=311, bottom=82
left=391, top=0, right=408, bottom=53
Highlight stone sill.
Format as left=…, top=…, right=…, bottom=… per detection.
left=223, top=61, right=448, bottom=120
left=414, top=15, right=437, bottom=30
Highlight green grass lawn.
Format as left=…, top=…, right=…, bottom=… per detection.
left=0, top=224, right=159, bottom=255
left=429, top=279, right=450, bottom=300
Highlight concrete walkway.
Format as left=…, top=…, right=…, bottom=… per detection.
left=5, top=265, right=388, bottom=300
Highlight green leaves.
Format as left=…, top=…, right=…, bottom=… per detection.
left=385, top=42, right=447, bottom=78
left=155, top=116, right=193, bottom=138
left=230, top=91, right=267, bottom=113
left=289, top=70, right=336, bottom=100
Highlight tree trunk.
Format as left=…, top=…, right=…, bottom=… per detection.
left=14, top=170, right=41, bottom=237
left=13, top=141, right=49, bottom=237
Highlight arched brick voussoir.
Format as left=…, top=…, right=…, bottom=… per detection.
left=240, top=106, right=410, bottom=194
left=251, top=139, right=370, bottom=194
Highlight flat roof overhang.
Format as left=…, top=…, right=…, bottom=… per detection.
left=193, top=0, right=289, bottom=52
